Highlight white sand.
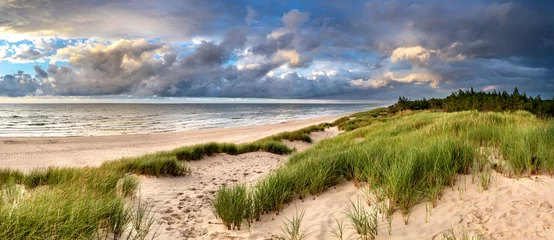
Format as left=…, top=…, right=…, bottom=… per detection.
left=0, top=114, right=343, bottom=171
left=140, top=131, right=554, bottom=240
left=234, top=173, right=554, bottom=240
left=139, top=128, right=342, bottom=239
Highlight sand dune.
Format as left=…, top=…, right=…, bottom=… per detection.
left=139, top=128, right=341, bottom=239
left=0, top=114, right=343, bottom=171
left=139, top=126, right=554, bottom=240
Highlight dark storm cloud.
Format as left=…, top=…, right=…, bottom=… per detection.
left=360, top=0, right=554, bottom=59
left=33, top=65, right=48, bottom=78
left=0, top=70, right=54, bottom=96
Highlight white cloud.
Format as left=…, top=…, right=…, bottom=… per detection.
left=272, top=49, right=305, bottom=68
left=483, top=85, right=497, bottom=92
left=0, top=45, right=8, bottom=60
left=350, top=69, right=443, bottom=89
left=384, top=71, right=442, bottom=88
left=3, top=44, right=47, bottom=63
left=351, top=78, right=388, bottom=88
left=391, top=46, right=436, bottom=66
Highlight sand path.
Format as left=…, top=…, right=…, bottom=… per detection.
left=0, top=114, right=343, bottom=171
left=139, top=128, right=341, bottom=239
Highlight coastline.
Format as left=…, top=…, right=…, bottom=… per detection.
left=0, top=114, right=345, bottom=171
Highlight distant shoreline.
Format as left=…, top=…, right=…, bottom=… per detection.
left=0, top=103, right=382, bottom=138
left=0, top=113, right=346, bottom=171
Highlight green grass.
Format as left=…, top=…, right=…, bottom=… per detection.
left=101, top=155, right=189, bottom=177
left=0, top=146, right=189, bottom=238
left=172, top=123, right=333, bottom=161
left=212, top=110, right=554, bottom=233
left=173, top=141, right=293, bottom=161
left=0, top=167, right=154, bottom=239
left=279, top=210, right=310, bottom=240
left=210, top=185, right=251, bottom=230
left=332, top=107, right=391, bottom=131
left=344, top=200, right=378, bottom=240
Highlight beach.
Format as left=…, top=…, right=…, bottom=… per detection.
left=0, top=114, right=344, bottom=171
left=1, top=111, right=553, bottom=240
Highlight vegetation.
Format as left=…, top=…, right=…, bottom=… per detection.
left=102, top=155, right=189, bottom=177
left=390, top=87, right=554, bottom=118
left=173, top=122, right=331, bottom=161
left=212, top=110, right=553, bottom=233
left=279, top=210, right=310, bottom=240
left=173, top=141, right=292, bottom=161
left=442, top=227, right=483, bottom=240
left=0, top=166, right=159, bottom=239
left=330, top=218, right=350, bottom=240
left=210, top=185, right=251, bottom=230
left=344, top=200, right=378, bottom=240
left=332, top=108, right=390, bottom=131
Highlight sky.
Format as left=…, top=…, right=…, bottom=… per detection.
left=0, top=0, right=553, bottom=100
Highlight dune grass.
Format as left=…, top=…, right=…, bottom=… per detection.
left=172, top=122, right=332, bottom=161
left=279, top=210, right=310, bottom=240
left=0, top=146, right=192, bottom=238
left=0, top=166, right=158, bottom=239
left=173, top=140, right=293, bottom=161
left=345, top=200, right=378, bottom=240
left=212, top=110, right=554, bottom=233
left=332, top=107, right=391, bottom=131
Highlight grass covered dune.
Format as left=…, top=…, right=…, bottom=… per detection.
left=211, top=110, right=553, bottom=238
left=1, top=107, right=552, bottom=239
left=0, top=122, right=331, bottom=239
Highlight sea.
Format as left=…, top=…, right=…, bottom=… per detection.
left=0, top=97, right=385, bottom=137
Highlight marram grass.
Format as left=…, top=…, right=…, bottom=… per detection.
left=212, top=110, right=553, bottom=234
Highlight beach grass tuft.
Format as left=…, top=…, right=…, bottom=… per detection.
left=280, top=209, right=310, bottom=240
left=210, top=185, right=251, bottom=230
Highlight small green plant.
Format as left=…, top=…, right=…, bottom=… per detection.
left=330, top=217, right=354, bottom=240
left=480, top=166, right=493, bottom=191
left=129, top=198, right=159, bottom=239
left=280, top=210, right=310, bottom=240
left=344, top=200, right=378, bottom=240
left=442, top=227, right=483, bottom=240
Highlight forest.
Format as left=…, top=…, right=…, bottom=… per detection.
left=389, top=88, right=554, bottom=118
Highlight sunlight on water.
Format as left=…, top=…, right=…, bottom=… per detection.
left=0, top=102, right=381, bottom=137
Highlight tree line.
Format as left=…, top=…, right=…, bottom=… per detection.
left=389, top=88, right=554, bottom=118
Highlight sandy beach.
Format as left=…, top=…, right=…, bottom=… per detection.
left=2, top=112, right=553, bottom=240
left=0, top=114, right=343, bottom=171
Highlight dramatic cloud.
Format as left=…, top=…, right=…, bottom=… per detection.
left=0, top=0, right=553, bottom=99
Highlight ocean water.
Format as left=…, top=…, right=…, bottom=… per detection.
left=0, top=103, right=380, bottom=137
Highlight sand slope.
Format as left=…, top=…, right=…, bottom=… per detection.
left=188, top=173, right=554, bottom=240
left=139, top=128, right=341, bottom=239
left=0, top=115, right=342, bottom=171
left=139, top=128, right=554, bottom=240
